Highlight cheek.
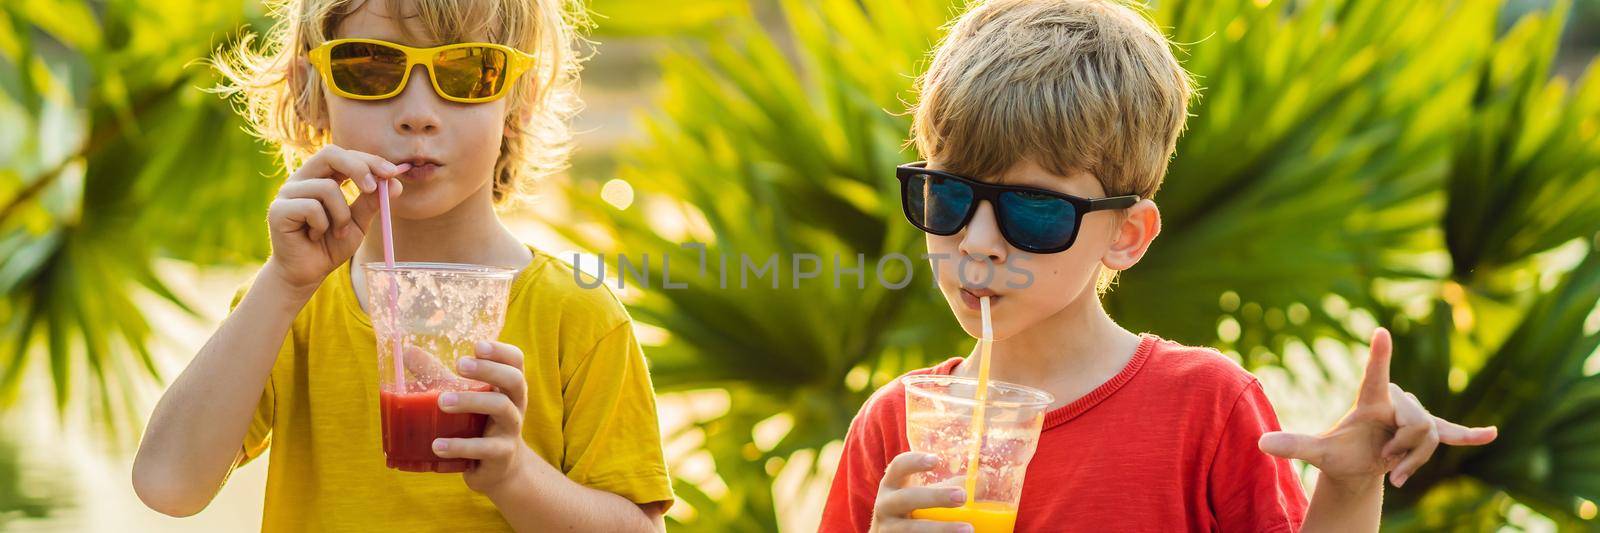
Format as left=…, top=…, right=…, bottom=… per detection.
left=926, top=233, right=960, bottom=255
left=926, top=233, right=962, bottom=278
left=452, top=105, right=508, bottom=166
left=325, top=100, right=387, bottom=145
left=1007, top=237, right=1106, bottom=299
left=1077, top=213, right=1119, bottom=245
left=458, top=103, right=506, bottom=140
left=1015, top=253, right=1087, bottom=289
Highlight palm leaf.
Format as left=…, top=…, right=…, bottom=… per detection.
left=0, top=0, right=276, bottom=436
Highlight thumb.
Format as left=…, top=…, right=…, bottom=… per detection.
left=350, top=176, right=404, bottom=234
left=1258, top=431, right=1325, bottom=463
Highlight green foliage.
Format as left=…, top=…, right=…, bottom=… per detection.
left=0, top=429, right=60, bottom=525
left=1111, top=0, right=1502, bottom=361
left=1, top=0, right=1596, bottom=529
left=1376, top=6, right=1600, bottom=523
left=1446, top=3, right=1600, bottom=283
left=587, top=0, right=750, bottom=37
left=0, top=1, right=278, bottom=435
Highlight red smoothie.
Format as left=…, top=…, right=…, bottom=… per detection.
left=379, top=381, right=493, bottom=473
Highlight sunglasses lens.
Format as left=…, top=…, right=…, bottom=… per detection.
left=903, top=173, right=974, bottom=234
left=997, top=191, right=1078, bottom=251
left=434, top=46, right=510, bottom=100
left=328, top=42, right=408, bottom=96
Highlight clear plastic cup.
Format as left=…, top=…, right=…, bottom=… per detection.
left=903, top=375, right=1054, bottom=533
left=364, top=262, right=515, bottom=473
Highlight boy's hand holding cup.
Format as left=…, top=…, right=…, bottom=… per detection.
left=432, top=340, right=537, bottom=495
left=872, top=451, right=973, bottom=533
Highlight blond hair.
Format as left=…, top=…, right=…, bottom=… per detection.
left=212, top=0, right=585, bottom=203
left=911, top=0, right=1193, bottom=200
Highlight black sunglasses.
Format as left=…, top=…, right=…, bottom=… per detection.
left=895, top=162, right=1140, bottom=254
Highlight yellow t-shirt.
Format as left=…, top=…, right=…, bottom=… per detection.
left=228, top=247, right=673, bottom=532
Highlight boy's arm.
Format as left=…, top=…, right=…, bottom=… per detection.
left=1301, top=475, right=1382, bottom=532
left=484, top=453, right=666, bottom=533
left=132, top=146, right=403, bottom=516
left=132, top=263, right=313, bottom=517
left=820, top=396, right=895, bottom=533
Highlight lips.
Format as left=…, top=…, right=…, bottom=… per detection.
left=394, top=156, right=443, bottom=182
left=963, top=286, right=998, bottom=298
left=959, top=286, right=1000, bottom=311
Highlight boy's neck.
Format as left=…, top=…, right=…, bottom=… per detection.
left=354, top=184, right=532, bottom=270
left=953, top=272, right=1143, bottom=410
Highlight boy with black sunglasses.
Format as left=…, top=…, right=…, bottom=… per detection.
left=820, top=1, right=1496, bottom=531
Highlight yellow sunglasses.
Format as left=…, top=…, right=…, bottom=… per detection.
left=307, top=38, right=535, bottom=103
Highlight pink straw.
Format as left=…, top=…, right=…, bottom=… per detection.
left=378, top=171, right=405, bottom=391
left=378, top=177, right=397, bottom=266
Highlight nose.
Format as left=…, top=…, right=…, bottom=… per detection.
left=393, top=64, right=442, bottom=135
left=958, top=201, right=1009, bottom=264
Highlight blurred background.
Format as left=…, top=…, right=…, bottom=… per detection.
left=3, top=0, right=1599, bottom=531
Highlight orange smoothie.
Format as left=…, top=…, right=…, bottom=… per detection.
left=911, top=501, right=1018, bottom=533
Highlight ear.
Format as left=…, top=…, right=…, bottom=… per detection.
left=503, top=101, right=532, bottom=138
left=289, top=57, right=331, bottom=130
left=1102, top=199, right=1160, bottom=271
left=291, top=55, right=318, bottom=94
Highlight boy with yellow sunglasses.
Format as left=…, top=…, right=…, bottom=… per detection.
left=131, top=0, right=673, bottom=531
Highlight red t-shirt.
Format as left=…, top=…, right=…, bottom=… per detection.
left=819, top=334, right=1308, bottom=532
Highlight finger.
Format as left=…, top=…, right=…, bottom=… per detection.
left=458, top=356, right=527, bottom=412
left=1357, top=327, right=1393, bottom=406
left=1389, top=386, right=1430, bottom=425
left=1435, top=417, right=1497, bottom=446
left=348, top=172, right=407, bottom=236
left=431, top=436, right=514, bottom=460
left=1389, top=430, right=1438, bottom=488
left=877, top=486, right=966, bottom=519
left=290, top=146, right=381, bottom=189
left=475, top=341, right=525, bottom=369
left=399, top=346, right=454, bottom=383
left=1383, top=391, right=1437, bottom=487
left=378, top=164, right=410, bottom=198
left=1385, top=452, right=1404, bottom=471
left=269, top=198, right=330, bottom=241
left=881, top=452, right=939, bottom=490
left=891, top=520, right=977, bottom=533
left=388, top=170, right=407, bottom=195
left=350, top=191, right=380, bottom=234
left=1380, top=422, right=1432, bottom=459
left=1381, top=388, right=1432, bottom=457
left=278, top=179, right=352, bottom=235
left=350, top=180, right=396, bottom=235
left=439, top=390, right=521, bottom=428
left=290, top=145, right=400, bottom=192
left=1258, top=431, right=1325, bottom=464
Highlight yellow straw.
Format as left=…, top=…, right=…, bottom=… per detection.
left=962, top=296, right=993, bottom=505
